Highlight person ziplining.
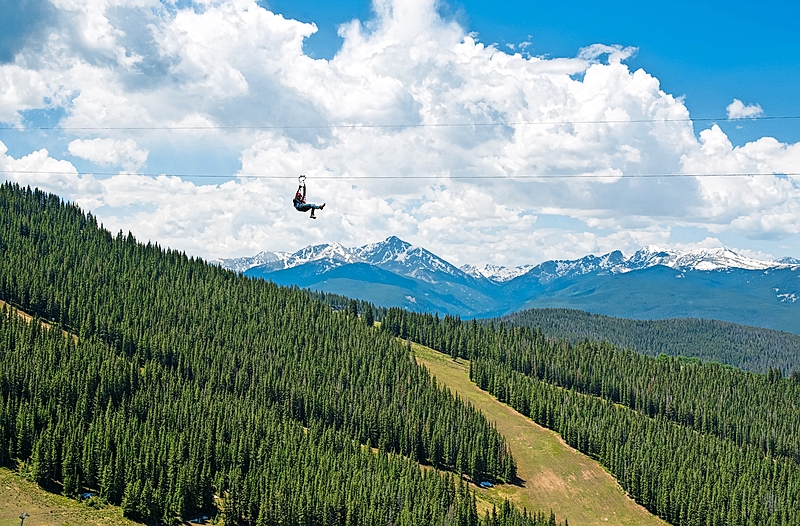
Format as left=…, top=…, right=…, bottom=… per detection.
left=293, top=175, right=325, bottom=219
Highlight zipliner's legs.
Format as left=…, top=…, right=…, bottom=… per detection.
left=295, top=202, right=326, bottom=218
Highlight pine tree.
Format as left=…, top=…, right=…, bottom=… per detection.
left=364, top=304, right=375, bottom=327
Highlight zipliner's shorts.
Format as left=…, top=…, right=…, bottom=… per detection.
left=295, top=202, right=321, bottom=212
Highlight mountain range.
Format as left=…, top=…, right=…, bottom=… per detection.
left=217, top=237, right=800, bottom=333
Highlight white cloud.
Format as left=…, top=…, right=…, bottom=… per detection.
left=68, top=138, right=149, bottom=170
left=0, top=0, right=798, bottom=265
left=0, top=141, right=104, bottom=208
left=49, top=0, right=154, bottom=67
left=0, top=65, right=54, bottom=124
left=680, top=125, right=800, bottom=235
left=578, top=44, right=638, bottom=64
left=726, top=99, right=764, bottom=120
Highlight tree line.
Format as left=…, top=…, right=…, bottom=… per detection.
left=496, top=308, right=800, bottom=375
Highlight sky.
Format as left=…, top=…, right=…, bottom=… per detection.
left=0, top=0, right=799, bottom=267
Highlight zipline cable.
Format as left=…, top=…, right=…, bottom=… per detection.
left=1, top=169, right=798, bottom=180
left=1, top=115, right=799, bottom=131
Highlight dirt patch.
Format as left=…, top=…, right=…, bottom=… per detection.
left=528, top=468, right=571, bottom=493
left=0, top=300, right=77, bottom=342
left=0, top=469, right=138, bottom=526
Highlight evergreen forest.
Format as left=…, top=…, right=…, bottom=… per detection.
left=382, top=308, right=800, bottom=526
left=496, top=308, right=800, bottom=374
left=0, top=184, right=559, bottom=526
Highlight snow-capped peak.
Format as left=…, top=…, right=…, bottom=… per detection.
left=357, top=237, right=469, bottom=282
left=520, top=245, right=790, bottom=283
left=356, top=236, right=413, bottom=265
left=625, top=245, right=781, bottom=272
left=217, top=243, right=363, bottom=274
left=461, top=264, right=535, bottom=282
left=215, top=250, right=291, bottom=273
left=218, top=236, right=466, bottom=279
left=289, top=242, right=362, bottom=266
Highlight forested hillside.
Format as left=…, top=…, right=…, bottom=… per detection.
left=496, top=308, right=800, bottom=374
left=382, top=308, right=800, bottom=526
left=0, top=184, right=555, bottom=526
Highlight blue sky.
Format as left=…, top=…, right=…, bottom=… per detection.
left=0, top=0, right=798, bottom=265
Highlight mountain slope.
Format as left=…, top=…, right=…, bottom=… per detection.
left=0, top=184, right=531, bottom=525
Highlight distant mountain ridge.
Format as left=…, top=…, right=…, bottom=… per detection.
left=218, top=236, right=476, bottom=282
left=217, top=237, right=800, bottom=333
left=218, top=237, right=796, bottom=282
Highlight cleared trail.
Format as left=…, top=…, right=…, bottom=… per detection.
left=413, top=342, right=668, bottom=526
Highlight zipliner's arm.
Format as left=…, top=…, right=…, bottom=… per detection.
left=295, top=184, right=306, bottom=203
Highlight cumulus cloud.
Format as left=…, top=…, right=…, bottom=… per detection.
left=0, top=0, right=798, bottom=265
left=0, top=65, right=54, bottom=123
left=727, top=99, right=764, bottom=120
left=680, top=125, right=800, bottom=236
left=0, top=141, right=104, bottom=208
left=68, top=138, right=149, bottom=170
left=49, top=0, right=152, bottom=67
